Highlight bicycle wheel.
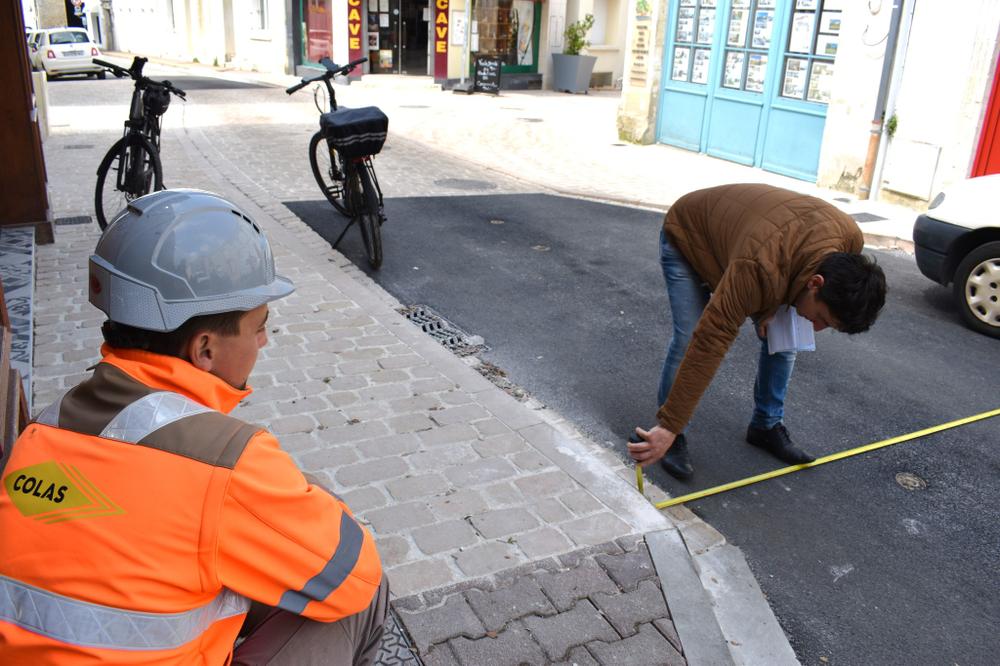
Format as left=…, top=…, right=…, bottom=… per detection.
left=94, top=136, right=163, bottom=230
left=308, top=131, right=349, bottom=216
left=356, top=161, right=383, bottom=270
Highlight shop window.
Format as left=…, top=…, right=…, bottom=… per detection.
left=475, top=0, right=537, bottom=66
left=670, top=0, right=716, bottom=85
left=780, top=0, right=840, bottom=103
left=719, top=0, right=773, bottom=92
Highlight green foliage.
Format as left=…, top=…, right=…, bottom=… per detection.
left=886, top=113, right=898, bottom=140
left=564, top=14, right=595, bottom=56
left=213, top=57, right=219, bottom=67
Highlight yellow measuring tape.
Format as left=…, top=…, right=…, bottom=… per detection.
left=635, top=407, right=1000, bottom=510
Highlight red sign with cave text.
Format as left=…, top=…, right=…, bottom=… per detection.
left=347, top=0, right=363, bottom=78
left=434, top=0, right=448, bottom=81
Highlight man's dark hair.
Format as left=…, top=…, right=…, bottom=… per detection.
left=101, top=310, right=245, bottom=358
left=816, top=253, right=887, bottom=334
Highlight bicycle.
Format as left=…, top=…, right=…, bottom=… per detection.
left=286, top=57, right=388, bottom=269
left=92, top=56, right=186, bottom=230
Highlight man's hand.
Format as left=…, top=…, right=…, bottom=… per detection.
left=627, top=426, right=677, bottom=467
left=756, top=315, right=773, bottom=339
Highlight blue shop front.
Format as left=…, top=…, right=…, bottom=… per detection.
left=656, top=0, right=842, bottom=181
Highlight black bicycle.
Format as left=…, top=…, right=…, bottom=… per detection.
left=286, top=57, right=388, bottom=269
left=92, top=56, right=186, bottom=230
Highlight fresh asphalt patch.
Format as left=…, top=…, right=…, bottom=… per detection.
left=286, top=193, right=1000, bottom=665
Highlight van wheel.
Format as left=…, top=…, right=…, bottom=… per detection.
left=952, top=241, right=1000, bottom=339
left=97, top=70, right=106, bottom=79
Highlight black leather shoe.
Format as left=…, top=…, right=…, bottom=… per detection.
left=659, top=434, right=694, bottom=480
left=746, top=424, right=815, bottom=464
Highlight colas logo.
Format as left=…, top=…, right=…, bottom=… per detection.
left=3, top=461, right=124, bottom=524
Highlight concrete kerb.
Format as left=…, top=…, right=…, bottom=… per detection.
left=170, top=108, right=801, bottom=663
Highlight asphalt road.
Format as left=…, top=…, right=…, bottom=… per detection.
left=292, top=192, right=1000, bottom=665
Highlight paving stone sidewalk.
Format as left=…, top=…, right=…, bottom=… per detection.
left=32, top=78, right=798, bottom=665
left=395, top=537, right=685, bottom=666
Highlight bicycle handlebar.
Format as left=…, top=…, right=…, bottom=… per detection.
left=285, top=57, right=368, bottom=95
left=92, top=56, right=186, bottom=99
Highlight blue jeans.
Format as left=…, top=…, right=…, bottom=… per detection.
left=657, top=229, right=795, bottom=431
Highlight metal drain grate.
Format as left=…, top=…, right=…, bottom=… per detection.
left=375, top=611, right=422, bottom=665
left=851, top=212, right=888, bottom=223
left=432, top=178, right=497, bottom=191
left=398, top=305, right=487, bottom=356
left=54, top=216, right=92, bottom=226
left=64, top=144, right=94, bottom=150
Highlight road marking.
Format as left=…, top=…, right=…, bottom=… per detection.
left=645, top=407, right=1000, bottom=510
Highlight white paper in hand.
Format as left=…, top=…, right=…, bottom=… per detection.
left=767, top=305, right=816, bottom=355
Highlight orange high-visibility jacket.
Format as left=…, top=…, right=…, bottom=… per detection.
left=0, top=347, right=382, bottom=664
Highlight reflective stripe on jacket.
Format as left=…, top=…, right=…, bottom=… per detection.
left=0, top=347, right=382, bottom=664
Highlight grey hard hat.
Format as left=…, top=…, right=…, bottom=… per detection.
left=89, top=189, right=294, bottom=332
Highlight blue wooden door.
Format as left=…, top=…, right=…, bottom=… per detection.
left=657, top=0, right=842, bottom=182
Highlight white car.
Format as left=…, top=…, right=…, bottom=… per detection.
left=29, top=28, right=104, bottom=80
left=913, top=174, right=1000, bottom=338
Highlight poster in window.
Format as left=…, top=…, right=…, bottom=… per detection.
left=672, top=47, right=690, bottom=81
left=368, top=0, right=377, bottom=10
left=368, top=32, right=379, bottom=50
left=692, top=48, right=710, bottom=84
left=514, top=0, right=535, bottom=66
left=795, top=0, right=817, bottom=9
left=745, top=53, right=767, bottom=92
left=727, top=9, right=748, bottom=47
left=788, top=12, right=814, bottom=53
left=723, top=50, right=744, bottom=89
left=807, top=61, right=834, bottom=103
left=379, top=13, right=389, bottom=27
left=781, top=57, right=807, bottom=98
left=751, top=10, right=773, bottom=48
left=819, top=11, right=842, bottom=34
left=757, top=0, right=775, bottom=8
left=697, top=8, right=715, bottom=44
left=680, top=0, right=695, bottom=6
left=677, top=9, right=695, bottom=43
left=702, top=0, right=716, bottom=6
left=379, top=49, right=393, bottom=68
left=732, top=0, right=749, bottom=7
left=379, top=0, right=388, bottom=11
left=824, top=0, right=844, bottom=9
left=815, top=34, right=838, bottom=56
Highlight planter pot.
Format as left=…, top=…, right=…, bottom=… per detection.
left=551, top=53, right=597, bottom=94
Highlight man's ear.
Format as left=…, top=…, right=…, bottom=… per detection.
left=808, top=274, right=826, bottom=291
left=185, top=331, right=215, bottom=372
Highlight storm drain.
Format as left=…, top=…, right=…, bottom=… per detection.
left=64, top=144, right=94, bottom=150
left=433, top=178, right=498, bottom=191
left=851, top=212, right=888, bottom=223
left=54, top=216, right=92, bottom=226
left=375, top=611, right=421, bottom=666
left=398, top=305, right=487, bottom=356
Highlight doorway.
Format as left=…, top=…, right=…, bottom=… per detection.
left=368, top=0, right=428, bottom=74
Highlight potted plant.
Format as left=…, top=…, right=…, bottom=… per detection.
left=551, top=14, right=596, bottom=94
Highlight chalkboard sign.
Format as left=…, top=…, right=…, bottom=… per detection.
left=473, top=56, right=502, bottom=95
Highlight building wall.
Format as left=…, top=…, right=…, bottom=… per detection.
left=813, top=1, right=892, bottom=195
left=228, top=0, right=291, bottom=73
left=616, top=0, right=666, bottom=143
left=877, top=0, right=1000, bottom=204
left=815, top=1, right=1000, bottom=206
left=35, top=0, right=66, bottom=27
left=22, top=0, right=39, bottom=29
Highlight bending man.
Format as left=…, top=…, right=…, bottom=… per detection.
left=628, top=184, right=886, bottom=479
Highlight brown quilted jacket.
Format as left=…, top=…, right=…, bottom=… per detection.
left=657, top=183, right=863, bottom=433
